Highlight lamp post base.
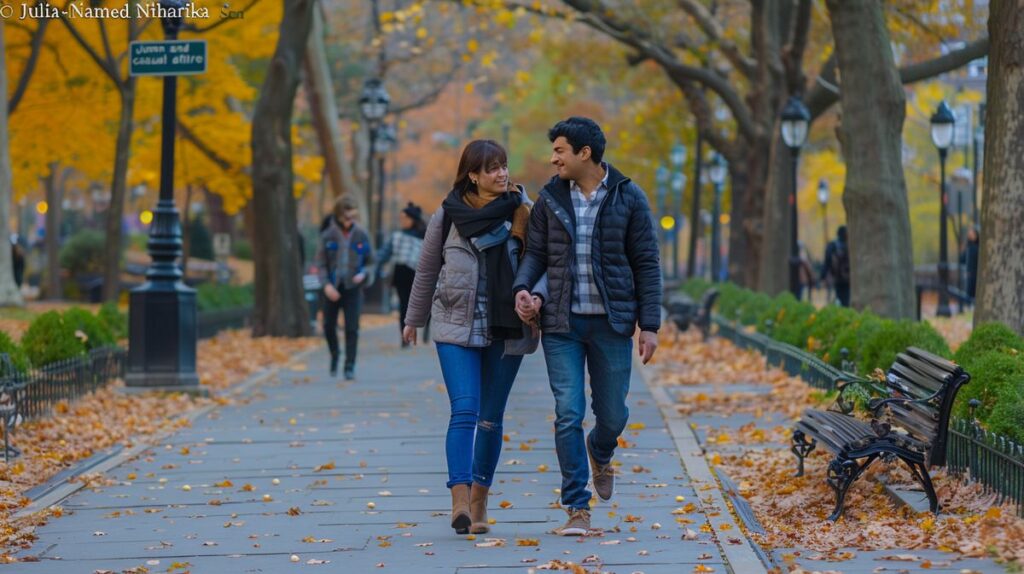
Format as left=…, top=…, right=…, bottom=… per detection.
left=126, top=283, right=200, bottom=392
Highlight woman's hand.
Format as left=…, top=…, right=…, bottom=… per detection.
left=402, top=325, right=418, bottom=346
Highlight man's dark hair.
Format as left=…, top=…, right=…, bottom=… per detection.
left=837, top=225, right=847, bottom=243
left=548, top=117, right=606, bottom=164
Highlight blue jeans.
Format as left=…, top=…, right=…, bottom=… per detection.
left=543, top=314, right=632, bottom=510
left=436, top=341, right=523, bottom=488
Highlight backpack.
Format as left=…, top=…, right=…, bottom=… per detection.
left=831, top=241, right=851, bottom=284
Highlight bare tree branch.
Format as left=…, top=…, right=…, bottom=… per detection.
left=806, top=36, right=989, bottom=119
left=675, top=0, right=756, bottom=78
left=177, top=119, right=241, bottom=173
left=58, top=14, right=120, bottom=85
left=8, top=15, right=49, bottom=115
left=783, top=0, right=811, bottom=95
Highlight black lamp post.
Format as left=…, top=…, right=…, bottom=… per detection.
left=359, top=78, right=390, bottom=312
left=126, top=0, right=200, bottom=393
left=781, top=96, right=810, bottom=298
left=655, top=166, right=669, bottom=276
left=817, top=178, right=830, bottom=261
left=931, top=101, right=955, bottom=318
left=686, top=133, right=703, bottom=279
left=670, top=143, right=687, bottom=279
left=708, top=153, right=726, bottom=283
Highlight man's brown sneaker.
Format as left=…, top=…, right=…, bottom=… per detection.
left=587, top=436, right=614, bottom=501
left=554, top=508, right=591, bottom=536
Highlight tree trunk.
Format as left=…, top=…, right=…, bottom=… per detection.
left=826, top=0, right=915, bottom=319
left=759, top=132, right=796, bottom=295
left=303, top=0, right=367, bottom=215
left=975, top=0, right=1024, bottom=335
left=250, top=0, right=315, bottom=337
left=0, top=22, right=23, bottom=307
left=101, top=81, right=137, bottom=302
left=44, top=163, right=62, bottom=299
left=728, top=150, right=767, bottom=289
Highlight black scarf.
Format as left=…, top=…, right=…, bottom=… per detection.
left=441, top=189, right=523, bottom=340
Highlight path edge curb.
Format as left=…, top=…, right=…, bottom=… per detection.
left=641, top=360, right=770, bottom=574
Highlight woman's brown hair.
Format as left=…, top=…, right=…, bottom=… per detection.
left=452, top=139, right=509, bottom=196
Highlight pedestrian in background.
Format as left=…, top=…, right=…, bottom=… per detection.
left=821, top=225, right=851, bottom=307
left=316, top=195, right=375, bottom=380
left=380, top=202, right=427, bottom=347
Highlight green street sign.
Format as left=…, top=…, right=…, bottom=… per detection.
left=129, top=40, right=207, bottom=76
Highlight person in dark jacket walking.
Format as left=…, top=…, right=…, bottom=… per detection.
left=513, top=117, right=662, bottom=536
left=380, top=202, right=427, bottom=347
left=961, top=225, right=980, bottom=300
left=821, top=225, right=851, bottom=307
left=316, top=195, right=375, bottom=380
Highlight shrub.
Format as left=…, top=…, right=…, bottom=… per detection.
left=232, top=238, right=252, bottom=260
left=857, top=319, right=951, bottom=374
left=952, top=348, right=1024, bottom=417
left=758, top=293, right=816, bottom=348
left=62, top=307, right=116, bottom=350
left=196, top=283, right=254, bottom=311
left=739, top=292, right=774, bottom=327
left=681, top=278, right=713, bottom=300
left=715, top=283, right=747, bottom=321
left=805, top=305, right=859, bottom=358
left=987, top=389, right=1024, bottom=444
left=20, top=311, right=86, bottom=367
left=0, top=331, right=29, bottom=373
left=826, top=312, right=885, bottom=370
left=954, top=322, right=1024, bottom=366
left=98, top=302, right=128, bottom=339
left=59, top=229, right=106, bottom=276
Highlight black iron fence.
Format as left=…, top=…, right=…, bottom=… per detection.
left=710, top=313, right=1024, bottom=516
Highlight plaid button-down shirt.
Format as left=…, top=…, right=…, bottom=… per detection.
left=570, top=165, right=609, bottom=315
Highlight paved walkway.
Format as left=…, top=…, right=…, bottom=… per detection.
left=8, top=327, right=740, bottom=573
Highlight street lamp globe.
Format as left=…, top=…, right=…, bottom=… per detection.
left=780, top=96, right=810, bottom=150
left=708, top=153, right=727, bottom=185
left=817, top=178, right=830, bottom=206
left=359, top=78, right=390, bottom=122
left=670, top=143, right=687, bottom=169
left=656, top=166, right=669, bottom=186
left=671, top=172, right=686, bottom=193
left=930, top=101, right=955, bottom=151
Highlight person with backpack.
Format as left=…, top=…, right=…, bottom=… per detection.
left=821, top=225, right=850, bottom=307
left=402, top=139, right=545, bottom=536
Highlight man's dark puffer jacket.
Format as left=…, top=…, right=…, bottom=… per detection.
left=513, top=163, right=662, bottom=337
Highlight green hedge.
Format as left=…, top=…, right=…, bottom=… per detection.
left=683, top=279, right=1024, bottom=441
left=196, top=283, right=254, bottom=312
left=1, top=306, right=127, bottom=371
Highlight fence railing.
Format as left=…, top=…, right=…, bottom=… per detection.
left=947, top=418, right=1024, bottom=515
left=710, top=312, right=1024, bottom=516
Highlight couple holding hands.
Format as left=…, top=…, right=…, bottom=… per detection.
left=402, top=117, right=662, bottom=536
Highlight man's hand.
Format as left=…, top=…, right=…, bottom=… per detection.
left=638, top=330, right=658, bottom=365
left=324, top=284, right=341, bottom=302
left=402, top=325, right=418, bottom=346
left=515, top=290, right=536, bottom=322
left=353, top=272, right=366, bottom=285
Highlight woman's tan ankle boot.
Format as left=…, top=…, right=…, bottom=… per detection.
left=469, top=483, right=490, bottom=534
left=450, top=484, right=471, bottom=534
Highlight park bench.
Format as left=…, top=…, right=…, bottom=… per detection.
left=791, top=347, right=970, bottom=521
left=665, top=288, right=719, bottom=340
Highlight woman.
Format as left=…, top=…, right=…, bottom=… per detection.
left=403, top=140, right=544, bottom=536
left=380, top=202, right=427, bottom=347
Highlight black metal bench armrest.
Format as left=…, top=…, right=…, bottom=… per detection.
left=868, top=388, right=945, bottom=413
left=834, top=376, right=888, bottom=415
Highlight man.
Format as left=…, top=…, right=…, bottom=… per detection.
left=513, top=117, right=662, bottom=536
left=316, top=195, right=375, bottom=380
left=821, top=225, right=850, bottom=307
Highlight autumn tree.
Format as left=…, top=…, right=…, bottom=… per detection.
left=250, top=0, right=316, bottom=337
left=975, top=0, right=1024, bottom=335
